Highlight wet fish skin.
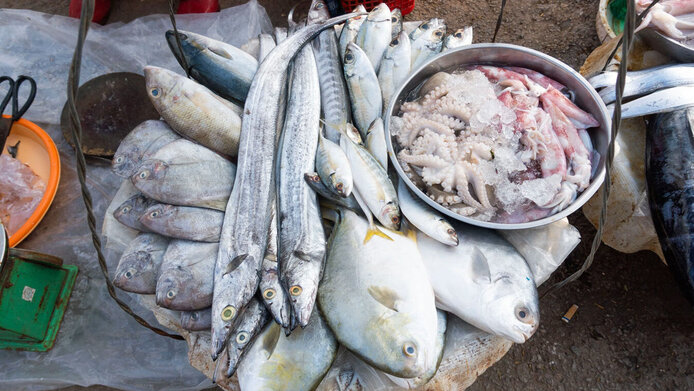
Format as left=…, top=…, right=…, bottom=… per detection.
left=131, top=139, right=236, bottom=211
left=180, top=308, right=211, bottom=332
left=316, top=132, right=354, bottom=197
left=305, top=172, right=361, bottom=212
left=112, top=120, right=179, bottom=178
left=599, top=64, right=694, bottom=104
left=165, top=30, right=258, bottom=102
left=237, top=310, right=338, bottom=391
left=113, top=193, right=156, bottom=232
left=225, top=297, right=270, bottom=377
left=417, top=224, right=540, bottom=343
left=391, top=8, right=403, bottom=39
left=646, top=107, right=694, bottom=304
left=340, top=131, right=401, bottom=231
left=608, top=85, right=694, bottom=118
left=139, top=203, right=223, bottom=242
left=318, top=210, right=438, bottom=378
left=308, top=0, right=353, bottom=142
left=143, top=66, right=243, bottom=157
left=365, top=118, right=387, bottom=169
left=410, top=19, right=446, bottom=70
left=355, top=3, right=392, bottom=72
left=156, top=240, right=217, bottom=311
left=277, top=41, right=326, bottom=328
left=213, top=12, right=359, bottom=358
left=259, top=206, right=293, bottom=330
left=398, top=180, right=458, bottom=246
left=386, top=310, right=447, bottom=388
left=344, top=42, right=383, bottom=137
left=113, top=233, right=169, bottom=294
left=442, top=26, right=473, bottom=50
left=338, top=5, right=367, bottom=63
left=378, top=31, right=411, bottom=112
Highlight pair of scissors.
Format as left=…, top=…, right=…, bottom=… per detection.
left=0, top=75, right=37, bottom=156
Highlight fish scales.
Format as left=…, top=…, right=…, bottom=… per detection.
left=309, top=0, right=352, bottom=143
left=278, top=41, right=326, bottom=328
left=212, top=12, right=359, bottom=357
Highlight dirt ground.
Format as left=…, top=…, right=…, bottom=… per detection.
left=0, top=0, right=692, bottom=390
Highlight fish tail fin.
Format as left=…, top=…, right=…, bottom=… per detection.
left=364, top=224, right=393, bottom=244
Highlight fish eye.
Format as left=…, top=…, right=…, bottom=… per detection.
left=447, top=228, right=456, bottom=236
left=516, top=306, right=532, bottom=323
left=315, top=3, right=324, bottom=8
left=191, top=312, right=199, bottom=320
left=391, top=16, right=397, bottom=23
left=435, top=31, right=443, bottom=37
left=166, top=290, right=176, bottom=299
left=421, top=23, right=430, bottom=30
left=222, top=305, right=237, bottom=321
left=150, top=210, right=160, bottom=218
left=391, top=215, right=400, bottom=225
left=391, top=39, right=399, bottom=46
left=115, top=156, right=123, bottom=163
left=125, top=269, right=135, bottom=279
left=455, top=32, right=463, bottom=38
left=236, top=331, right=249, bottom=345
left=150, top=88, right=160, bottom=98
left=121, top=206, right=131, bottom=213
left=335, top=182, right=344, bottom=191
left=344, top=52, right=354, bottom=62
left=138, top=170, right=150, bottom=179
left=263, top=288, right=276, bottom=300
left=402, top=342, right=416, bottom=357
left=290, top=285, right=302, bottom=296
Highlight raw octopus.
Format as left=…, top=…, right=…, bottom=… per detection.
left=392, top=66, right=599, bottom=223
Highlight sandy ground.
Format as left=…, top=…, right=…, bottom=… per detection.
left=0, top=0, right=691, bottom=390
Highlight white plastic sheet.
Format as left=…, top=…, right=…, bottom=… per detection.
left=0, top=2, right=271, bottom=390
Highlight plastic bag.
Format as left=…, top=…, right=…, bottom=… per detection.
left=0, top=2, right=271, bottom=390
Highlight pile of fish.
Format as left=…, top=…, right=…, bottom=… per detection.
left=107, top=2, right=577, bottom=389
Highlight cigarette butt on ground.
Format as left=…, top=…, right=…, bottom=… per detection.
left=562, top=304, right=579, bottom=323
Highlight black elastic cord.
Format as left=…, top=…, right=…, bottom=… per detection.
left=492, top=0, right=507, bottom=43
left=168, top=0, right=192, bottom=78
left=67, top=0, right=183, bottom=340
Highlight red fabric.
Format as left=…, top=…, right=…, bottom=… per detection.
left=177, top=0, right=221, bottom=14
left=69, top=0, right=111, bottom=24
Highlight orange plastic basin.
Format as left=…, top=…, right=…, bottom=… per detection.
left=2, top=115, right=61, bottom=247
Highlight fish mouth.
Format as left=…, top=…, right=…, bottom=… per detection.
left=508, top=323, right=538, bottom=343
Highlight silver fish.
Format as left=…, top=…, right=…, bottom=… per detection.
left=112, top=120, right=179, bottom=178
left=304, top=172, right=361, bottom=212
left=410, top=19, right=446, bottom=70
left=237, top=310, right=338, bottom=391
left=139, top=203, right=223, bottom=242
left=339, top=128, right=401, bottom=231
left=273, top=27, right=288, bottom=44
left=131, top=139, right=236, bottom=211
left=344, top=42, right=382, bottom=137
left=165, top=29, right=258, bottom=102
left=316, top=348, right=395, bottom=391
left=113, top=193, right=156, bottom=232
left=257, top=33, right=276, bottom=62
left=378, top=31, right=411, bottom=112
left=398, top=180, right=458, bottom=246
left=224, top=297, right=270, bottom=377
left=599, top=64, right=694, bottom=104
left=143, top=66, right=243, bottom=157
left=318, top=210, right=438, bottom=378
left=156, top=240, right=217, bottom=311
left=442, top=26, right=473, bottom=51
left=259, top=205, right=293, bottom=330
left=277, top=41, right=326, bottom=328
left=113, top=233, right=169, bottom=294
left=391, top=8, right=403, bottom=39
left=355, top=3, right=392, bottom=72
left=339, top=5, right=367, bottom=63
left=417, top=224, right=540, bottom=343
left=213, top=13, right=358, bottom=358
left=386, top=310, right=447, bottom=388
left=588, top=63, right=694, bottom=89
left=308, top=0, right=353, bottom=142
left=180, top=308, right=211, bottom=332
left=365, top=118, right=387, bottom=169
left=316, top=131, right=353, bottom=197
left=608, top=85, right=694, bottom=118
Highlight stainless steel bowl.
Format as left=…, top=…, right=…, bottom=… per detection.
left=385, top=43, right=611, bottom=230
left=639, top=28, right=694, bottom=63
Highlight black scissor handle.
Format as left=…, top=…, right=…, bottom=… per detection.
left=0, top=76, right=12, bottom=117
left=12, top=75, right=36, bottom=120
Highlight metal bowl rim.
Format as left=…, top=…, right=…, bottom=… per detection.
left=384, top=43, right=610, bottom=230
